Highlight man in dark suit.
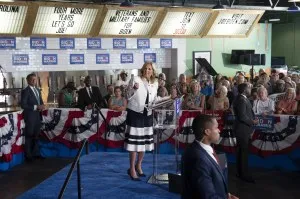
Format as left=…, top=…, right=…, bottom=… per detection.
left=233, top=83, right=258, bottom=183
left=21, top=73, right=45, bottom=162
left=77, top=76, right=104, bottom=111
left=181, top=114, right=238, bottom=199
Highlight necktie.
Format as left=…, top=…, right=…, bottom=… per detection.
left=33, top=87, right=40, bottom=105
left=88, top=87, right=93, bottom=98
left=212, top=150, right=220, bottom=165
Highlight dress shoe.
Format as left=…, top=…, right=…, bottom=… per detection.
left=135, top=166, right=146, bottom=177
left=127, top=169, right=141, bottom=181
left=34, top=155, right=46, bottom=160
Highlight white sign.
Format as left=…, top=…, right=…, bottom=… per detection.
left=207, top=13, right=260, bottom=36
left=100, top=9, right=159, bottom=35
left=0, top=5, right=27, bottom=34
left=157, top=11, right=210, bottom=36
left=32, top=6, right=98, bottom=35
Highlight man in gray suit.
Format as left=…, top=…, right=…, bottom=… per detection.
left=233, top=83, right=258, bottom=183
left=21, top=73, right=45, bottom=162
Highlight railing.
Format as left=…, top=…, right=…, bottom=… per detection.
left=58, top=139, right=89, bottom=199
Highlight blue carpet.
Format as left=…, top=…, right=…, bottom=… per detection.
left=18, top=152, right=180, bottom=199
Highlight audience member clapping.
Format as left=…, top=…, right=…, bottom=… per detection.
left=276, top=88, right=298, bottom=115
left=252, top=86, right=275, bottom=115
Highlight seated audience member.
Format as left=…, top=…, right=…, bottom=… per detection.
left=158, top=86, right=168, bottom=98
left=249, top=87, right=258, bottom=106
left=108, top=86, right=127, bottom=111
left=58, top=82, right=76, bottom=108
left=208, top=86, right=230, bottom=111
left=181, top=114, right=238, bottom=199
left=291, top=74, right=299, bottom=84
left=252, top=87, right=275, bottom=115
left=256, top=72, right=272, bottom=94
left=184, top=80, right=205, bottom=110
left=278, top=73, right=285, bottom=80
left=215, top=74, right=223, bottom=90
left=179, top=82, right=189, bottom=96
left=276, top=88, right=298, bottom=115
left=104, top=84, right=114, bottom=108
left=232, top=75, right=245, bottom=98
left=284, top=77, right=296, bottom=90
left=157, top=73, right=169, bottom=97
left=274, top=79, right=285, bottom=93
left=222, top=80, right=234, bottom=107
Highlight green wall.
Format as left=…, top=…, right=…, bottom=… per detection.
left=185, top=23, right=272, bottom=77
left=272, top=22, right=300, bottom=67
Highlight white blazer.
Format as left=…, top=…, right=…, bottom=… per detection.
left=127, top=76, right=158, bottom=114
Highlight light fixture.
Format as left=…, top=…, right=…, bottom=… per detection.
left=269, top=18, right=280, bottom=22
left=288, top=2, right=300, bottom=11
left=120, top=0, right=134, bottom=7
left=288, top=0, right=300, bottom=2
left=212, top=0, right=225, bottom=10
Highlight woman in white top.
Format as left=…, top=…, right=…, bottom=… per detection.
left=252, top=86, right=275, bottom=115
left=125, top=62, right=164, bottom=181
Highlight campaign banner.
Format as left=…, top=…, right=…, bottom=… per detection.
left=87, top=38, right=101, bottom=49
left=12, top=54, right=29, bottom=65
left=160, top=38, right=172, bottom=48
left=0, top=37, right=16, bottom=49
left=96, top=54, right=109, bottom=64
left=120, top=53, right=133, bottom=64
left=144, top=53, right=156, bottom=63
left=30, top=37, right=47, bottom=49
left=254, top=115, right=274, bottom=131
left=113, top=38, right=126, bottom=49
left=42, top=54, right=58, bottom=65
left=137, top=39, right=150, bottom=49
left=60, top=38, right=75, bottom=49
left=70, top=54, right=84, bottom=64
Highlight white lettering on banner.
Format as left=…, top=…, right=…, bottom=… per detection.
left=100, top=9, right=158, bottom=35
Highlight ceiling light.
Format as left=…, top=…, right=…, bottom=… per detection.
left=288, top=0, right=300, bottom=2
left=288, top=2, right=300, bottom=11
left=212, top=0, right=225, bottom=10
left=269, top=18, right=280, bottom=22
left=120, top=0, right=134, bottom=7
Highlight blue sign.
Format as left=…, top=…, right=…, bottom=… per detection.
left=70, top=54, right=84, bottom=65
left=120, top=53, right=133, bottom=64
left=160, top=39, right=172, bottom=48
left=60, top=38, right=75, bottom=49
left=175, top=98, right=181, bottom=116
left=12, top=54, right=29, bottom=65
left=96, top=54, right=110, bottom=64
left=137, top=39, right=150, bottom=49
left=113, top=38, right=126, bottom=49
left=144, top=53, right=156, bottom=63
left=87, top=38, right=101, bottom=49
left=254, top=115, right=274, bottom=131
left=30, top=37, right=46, bottom=49
left=0, top=37, right=16, bottom=49
left=42, top=54, right=57, bottom=65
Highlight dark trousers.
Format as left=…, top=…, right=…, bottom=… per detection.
left=236, top=137, right=250, bottom=177
left=24, top=111, right=41, bottom=158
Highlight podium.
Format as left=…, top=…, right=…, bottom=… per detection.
left=147, top=109, right=178, bottom=184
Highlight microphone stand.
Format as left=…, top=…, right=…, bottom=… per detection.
left=93, top=103, right=110, bottom=152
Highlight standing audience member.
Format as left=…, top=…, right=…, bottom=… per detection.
left=76, top=76, right=85, bottom=90
left=108, top=86, right=127, bottom=111
left=115, top=71, right=129, bottom=95
left=181, top=114, right=238, bottom=199
left=233, top=83, right=258, bottom=183
left=21, top=73, right=45, bottom=162
left=276, top=88, right=298, bottom=115
left=104, top=84, right=114, bottom=108
left=184, top=80, right=205, bottom=110
left=58, top=82, right=76, bottom=108
left=249, top=87, right=258, bottom=106
left=222, top=80, right=234, bottom=107
left=252, top=87, right=275, bottom=115
left=208, top=86, right=230, bottom=111
left=274, top=79, right=285, bottom=94
left=77, top=76, right=104, bottom=110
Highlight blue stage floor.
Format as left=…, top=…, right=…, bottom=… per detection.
left=18, top=152, right=180, bottom=199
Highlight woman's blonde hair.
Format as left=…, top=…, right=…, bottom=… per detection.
left=140, top=62, right=157, bottom=83
left=285, top=88, right=296, bottom=100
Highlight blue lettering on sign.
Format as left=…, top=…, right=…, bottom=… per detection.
left=42, top=54, right=57, bottom=65
left=144, top=53, right=156, bottom=63
left=96, top=54, right=110, bottom=64
left=30, top=38, right=47, bottom=49
left=60, top=38, right=75, bottom=49
left=160, top=38, right=172, bottom=48
left=137, top=39, right=150, bottom=49
left=120, top=53, right=133, bottom=63
left=70, top=54, right=84, bottom=64
left=87, top=38, right=101, bottom=49
left=0, top=37, right=16, bottom=49
left=113, top=38, right=126, bottom=49
left=12, top=54, right=29, bottom=65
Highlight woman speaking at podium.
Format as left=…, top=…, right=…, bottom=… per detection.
left=125, top=62, right=165, bottom=181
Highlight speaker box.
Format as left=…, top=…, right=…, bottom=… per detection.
left=241, top=54, right=261, bottom=65
left=260, top=54, right=266, bottom=65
